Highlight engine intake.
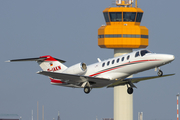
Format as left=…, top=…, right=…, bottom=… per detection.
left=63, top=62, right=87, bottom=75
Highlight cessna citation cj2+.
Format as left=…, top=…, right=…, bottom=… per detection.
left=7, top=49, right=175, bottom=94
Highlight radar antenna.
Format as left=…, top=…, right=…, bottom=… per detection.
left=116, top=0, right=136, bottom=7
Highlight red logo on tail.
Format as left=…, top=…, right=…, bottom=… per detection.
left=47, top=66, right=61, bottom=72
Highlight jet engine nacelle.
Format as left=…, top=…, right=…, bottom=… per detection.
left=63, top=62, right=87, bottom=75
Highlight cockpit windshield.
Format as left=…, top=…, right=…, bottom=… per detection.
left=140, top=50, right=151, bottom=56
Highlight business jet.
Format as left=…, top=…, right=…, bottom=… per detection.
left=7, top=49, right=175, bottom=94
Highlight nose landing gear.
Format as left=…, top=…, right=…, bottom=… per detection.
left=158, top=70, right=163, bottom=76
left=156, top=67, right=163, bottom=76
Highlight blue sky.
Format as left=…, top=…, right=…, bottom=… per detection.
left=0, top=0, right=179, bottom=120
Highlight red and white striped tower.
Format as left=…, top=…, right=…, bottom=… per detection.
left=177, top=93, right=180, bottom=120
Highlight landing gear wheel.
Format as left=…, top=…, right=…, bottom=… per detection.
left=127, top=87, right=133, bottom=94
left=84, top=87, right=91, bottom=94
left=158, top=70, right=163, bottom=76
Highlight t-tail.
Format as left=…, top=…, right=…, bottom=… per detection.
left=6, top=55, right=67, bottom=73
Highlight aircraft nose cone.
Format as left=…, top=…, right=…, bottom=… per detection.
left=163, top=54, right=175, bottom=64
left=167, top=55, right=175, bottom=61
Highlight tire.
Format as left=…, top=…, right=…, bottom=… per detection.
left=127, top=87, right=133, bottom=94
left=84, top=87, right=91, bottom=94
left=158, top=70, right=163, bottom=76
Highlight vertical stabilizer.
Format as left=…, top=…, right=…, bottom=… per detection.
left=37, top=55, right=67, bottom=73
left=7, top=55, right=68, bottom=73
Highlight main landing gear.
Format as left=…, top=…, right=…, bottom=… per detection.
left=126, top=81, right=137, bottom=94
left=84, top=86, right=91, bottom=94
left=83, top=82, right=92, bottom=94
left=127, top=87, right=133, bottom=94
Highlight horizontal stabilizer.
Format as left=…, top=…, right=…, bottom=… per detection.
left=6, top=56, right=66, bottom=63
left=6, top=57, right=47, bottom=62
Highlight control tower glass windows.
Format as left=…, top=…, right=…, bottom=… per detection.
left=123, top=12, right=136, bottom=22
left=103, top=12, right=110, bottom=22
left=136, top=12, right=143, bottom=22
left=109, top=12, right=122, bottom=22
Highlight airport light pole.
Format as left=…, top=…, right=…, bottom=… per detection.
left=177, top=93, right=179, bottom=120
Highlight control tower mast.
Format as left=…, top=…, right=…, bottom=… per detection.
left=98, top=0, right=149, bottom=120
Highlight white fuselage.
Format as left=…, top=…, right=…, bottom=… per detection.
left=84, top=50, right=174, bottom=80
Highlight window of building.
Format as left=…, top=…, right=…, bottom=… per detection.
left=109, top=12, right=122, bottom=22
left=123, top=34, right=140, bottom=38
left=103, top=12, right=110, bottom=22
left=98, top=35, right=104, bottom=38
left=136, top=12, right=143, bottom=22
left=105, top=34, right=121, bottom=38
left=123, top=12, right=136, bottom=22
left=141, top=35, right=148, bottom=38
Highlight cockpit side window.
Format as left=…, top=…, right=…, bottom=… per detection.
left=135, top=52, right=140, bottom=57
left=140, top=50, right=151, bottom=56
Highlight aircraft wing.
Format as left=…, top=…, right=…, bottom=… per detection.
left=107, top=74, right=175, bottom=88
left=37, top=71, right=112, bottom=88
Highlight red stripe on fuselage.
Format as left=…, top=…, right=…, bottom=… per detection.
left=89, top=59, right=160, bottom=77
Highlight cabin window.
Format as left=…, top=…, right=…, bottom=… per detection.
left=127, top=55, right=130, bottom=60
left=102, top=62, right=105, bottom=67
left=107, top=61, right=110, bottom=66
left=117, top=58, right=120, bottom=63
left=112, top=60, right=115, bottom=64
left=121, top=57, right=124, bottom=61
left=135, top=52, right=140, bottom=57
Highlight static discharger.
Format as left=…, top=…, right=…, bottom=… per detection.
left=98, top=0, right=148, bottom=49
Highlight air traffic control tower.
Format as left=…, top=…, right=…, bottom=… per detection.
left=98, top=0, right=148, bottom=120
